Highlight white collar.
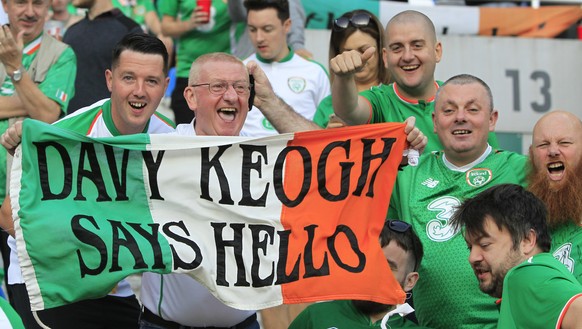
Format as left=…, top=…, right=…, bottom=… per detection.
left=442, top=144, right=492, bottom=173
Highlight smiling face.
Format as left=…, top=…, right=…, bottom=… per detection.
left=466, top=216, right=525, bottom=298
left=433, top=82, right=498, bottom=166
left=247, top=7, right=290, bottom=62
left=185, top=60, right=250, bottom=137
left=106, top=50, right=168, bottom=135
left=384, top=16, right=441, bottom=100
left=3, top=0, right=49, bottom=43
left=531, top=111, right=582, bottom=189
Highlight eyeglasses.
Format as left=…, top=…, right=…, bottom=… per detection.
left=387, top=220, right=411, bottom=233
left=191, top=80, right=251, bottom=96
left=333, top=13, right=373, bottom=32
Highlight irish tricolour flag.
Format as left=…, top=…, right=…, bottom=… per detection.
left=11, top=119, right=407, bottom=311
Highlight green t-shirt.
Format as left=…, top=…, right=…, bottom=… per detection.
left=289, top=300, right=432, bottom=329
left=388, top=149, right=527, bottom=329
left=360, top=82, right=498, bottom=153
left=112, top=0, right=155, bottom=27
left=157, top=0, right=244, bottom=78
left=551, top=221, right=582, bottom=285
left=498, top=253, right=582, bottom=329
left=0, top=33, right=76, bottom=200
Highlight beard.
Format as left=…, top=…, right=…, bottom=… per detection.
left=475, top=249, right=521, bottom=298
left=527, top=154, right=582, bottom=227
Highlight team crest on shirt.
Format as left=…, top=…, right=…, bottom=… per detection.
left=466, top=168, right=492, bottom=187
left=261, top=118, right=275, bottom=130
left=288, top=77, right=306, bottom=93
left=553, top=243, right=575, bottom=273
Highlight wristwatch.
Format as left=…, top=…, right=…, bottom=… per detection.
left=10, top=68, right=22, bottom=82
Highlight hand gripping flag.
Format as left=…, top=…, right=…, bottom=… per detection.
left=11, top=119, right=407, bottom=311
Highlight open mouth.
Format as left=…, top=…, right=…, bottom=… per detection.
left=217, top=108, right=237, bottom=122
left=401, top=65, right=420, bottom=71
left=129, top=102, right=146, bottom=110
left=452, top=129, right=471, bottom=136
left=547, top=161, right=565, bottom=180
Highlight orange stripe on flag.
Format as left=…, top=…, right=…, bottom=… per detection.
left=278, top=123, right=407, bottom=306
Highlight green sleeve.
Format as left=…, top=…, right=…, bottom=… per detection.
left=38, top=47, right=77, bottom=114
left=0, top=298, right=25, bottom=329
left=313, top=95, right=333, bottom=128
left=158, top=0, right=180, bottom=17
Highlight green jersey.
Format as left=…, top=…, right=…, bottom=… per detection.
left=361, top=82, right=498, bottom=153
left=112, top=0, right=155, bottom=27
left=498, top=253, right=582, bottom=329
left=289, top=300, right=432, bottom=329
left=0, top=33, right=76, bottom=200
left=158, top=0, right=244, bottom=78
left=388, top=149, right=527, bottom=329
left=551, top=221, right=582, bottom=284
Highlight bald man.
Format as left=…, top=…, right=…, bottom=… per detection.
left=528, top=110, right=582, bottom=285
left=329, top=10, right=497, bottom=152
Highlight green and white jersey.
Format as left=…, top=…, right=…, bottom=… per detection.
left=551, top=221, right=582, bottom=284
left=55, top=98, right=175, bottom=136
left=289, top=300, right=432, bottom=329
left=158, top=0, right=245, bottom=78
left=241, top=50, right=330, bottom=137
left=361, top=82, right=498, bottom=153
left=388, top=148, right=527, bottom=329
left=498, top=253, right=582, bottom=329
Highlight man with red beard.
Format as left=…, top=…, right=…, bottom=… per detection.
left=528, top=110, right=582, bottom=284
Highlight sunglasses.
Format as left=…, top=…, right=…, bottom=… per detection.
left=333, top=13, right=373, bottom=32
left=387, top=220, right=411, bottom=233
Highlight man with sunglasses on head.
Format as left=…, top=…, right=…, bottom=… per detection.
left=289, top=220, right=432, bottom=329
left=329, top=10, right=497, bottom=152
left=238, top=0, right=329, bottom=138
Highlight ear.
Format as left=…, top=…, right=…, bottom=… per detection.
left=489, top=110, right=499, bottom=132
left=520, top=229, right=538, bottom=256
left=183, top=86, right=197, bottom=115
left=382, top=47, right=388, bottom=69
left=432, top=111, right=437, bottom=133
left=283, top=18, right=291, bottom=35
left=434, top=41, right=442, bottom=64
left=162, top=76, right=170, bottom=97
left=402, top=271, right=419, bottom=292
left=105, top=69, right=113, bottom=93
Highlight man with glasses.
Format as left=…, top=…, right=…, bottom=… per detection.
left=329, top=10, right=497, bottom=152
left=387, top=74, right=526, bottom=329
left=239, top=0, right=329, bottom=138
left=136, top=51, right=427, bottom=329
left=289, top=220, right=431, bottom=329
left=450, top=184, right=582, bottom=328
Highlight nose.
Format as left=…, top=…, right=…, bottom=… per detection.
left=133, top=80, right=146, bottom=97
left=255, top=30, right=264, bottom=43
left=24, top=2, right=34, bottom=15
left=548, top=143, right=560, bottom=157
left=468, top=247, right=482, bottom=265
left=402, top=46, right=414, bottom=62
left=222, top=83, right=238, bottom=102
left=454, top=109, right=467, bottom=122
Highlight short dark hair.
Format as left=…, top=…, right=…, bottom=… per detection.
left=244, top=0, right=289, bottom=22
left=111, top=33, right=169, bottom=75
left=381, top=220, right=424, bottom=272
left=450, top=184, right=551, bottom=252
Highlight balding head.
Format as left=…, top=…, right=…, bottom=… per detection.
left=386, top=10, right=437, bottom=44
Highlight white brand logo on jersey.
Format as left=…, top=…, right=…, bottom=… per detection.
left=421, top=178, right=439, bottom=188
left=426, top=196, right=461, bottom=242
left=553, top=243, right=575, bottom=273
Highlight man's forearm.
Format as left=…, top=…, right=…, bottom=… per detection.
left=13, top=71, right=60, bottom=123
left=258, top=95, right=320, bottom=133
left=331, top=76, right=366, bottom=125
